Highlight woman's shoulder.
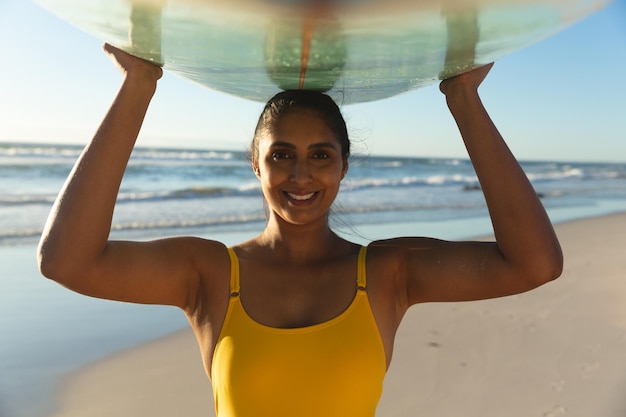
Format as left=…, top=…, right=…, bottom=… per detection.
left=169, top=236, right=232, bottom=280
left=367, top=236, right=437, bottom=257
left=366, top=236, right=443, bottom=278
left=165, top=235, right=230, bottom=257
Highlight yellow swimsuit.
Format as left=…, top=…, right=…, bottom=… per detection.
left=211, top=246, right=387, bottom=417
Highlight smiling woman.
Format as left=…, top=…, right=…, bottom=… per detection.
left=37, top=43, right=562, bottom=417
left=251, top=92, right=350, bottom=228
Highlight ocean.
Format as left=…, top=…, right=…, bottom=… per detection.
left=1, top=141, right=626, bottom=417
left=3, top=142, right=626, bottom=245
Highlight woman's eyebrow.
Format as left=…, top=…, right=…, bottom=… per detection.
left=269, top=141, right=338, bottom=150
left=269, top=141, right=296, bottom=149
left=308, top=142, right=339, bottom=150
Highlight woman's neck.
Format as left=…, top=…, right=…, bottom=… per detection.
left=258, top=216, right=346, bottom=264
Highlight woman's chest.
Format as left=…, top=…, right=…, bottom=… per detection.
left=237, top=261, right=359, bottom=329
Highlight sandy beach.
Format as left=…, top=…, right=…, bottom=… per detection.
left=46, top=213, right=626, bottom=417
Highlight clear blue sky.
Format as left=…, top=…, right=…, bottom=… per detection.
left=1, top=0, right=625, bottom=162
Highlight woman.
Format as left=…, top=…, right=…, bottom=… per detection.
left=38, top=44, right=562, bottom=416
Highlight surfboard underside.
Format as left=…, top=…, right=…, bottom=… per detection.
left=36, top=0, right=606, bottom=103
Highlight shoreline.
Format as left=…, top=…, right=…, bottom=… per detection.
left=44, top=211, right=626, bottom=417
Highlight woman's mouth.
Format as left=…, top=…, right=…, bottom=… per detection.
left=286, top=191, right=317, bottom=201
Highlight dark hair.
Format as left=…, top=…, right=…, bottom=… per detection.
left=251, top=90, right=350, bottom=163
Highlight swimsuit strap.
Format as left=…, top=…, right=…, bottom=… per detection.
left=227, top=246, right=366, bottom=294
left=357, top=245, right=367, bottom=291
left=227, top=247, right=240, bottom=297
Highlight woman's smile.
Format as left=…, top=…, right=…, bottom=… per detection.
left=285, top=191, right=318, bottom=202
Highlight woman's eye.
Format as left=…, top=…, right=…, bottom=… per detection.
left=312, top=152, right=330, bottom=160
left=272, top=151, right=290, bottom=160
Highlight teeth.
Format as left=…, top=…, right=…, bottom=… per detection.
left=288, top=192, right=315, bottom=201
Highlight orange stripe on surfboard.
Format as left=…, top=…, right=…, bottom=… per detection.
left=299, top=14, right=315, bottom=89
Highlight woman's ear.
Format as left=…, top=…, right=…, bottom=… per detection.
left=341, top=159, right=349, bottom=179
left=252, top=158, right=261, bottom=178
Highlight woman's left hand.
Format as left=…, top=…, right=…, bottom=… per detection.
left=439, top=62, right=494, bottom=96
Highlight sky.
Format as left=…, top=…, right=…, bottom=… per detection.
left=0, top=0, right=625, bottom=162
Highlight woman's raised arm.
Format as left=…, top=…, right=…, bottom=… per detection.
left=37, top=45, right=223, bottom=310
left=383, top=64, right=563, bottom=308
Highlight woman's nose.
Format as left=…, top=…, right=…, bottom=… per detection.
left=289, top=160, right=312, bottom=183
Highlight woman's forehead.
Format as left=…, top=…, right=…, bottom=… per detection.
left=262, top=111, right=339, bottom=144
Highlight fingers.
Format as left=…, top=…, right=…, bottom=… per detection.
left=439, top=62, right=494, bottom=95
left=102, top=42, right=116, bottom=54
left=102, top=43, right=163, bottom=81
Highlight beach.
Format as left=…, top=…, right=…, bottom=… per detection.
left=43, top=212, right=626, bottom=417
left=2, top=144, right=626, bottom=417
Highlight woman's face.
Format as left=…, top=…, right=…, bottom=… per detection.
left=254, top=109, right=348, bottom=227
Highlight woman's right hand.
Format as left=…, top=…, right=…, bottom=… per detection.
left=103, top=43, right=163, bottom=83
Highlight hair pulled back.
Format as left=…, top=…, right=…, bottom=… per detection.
left=251, top=90, right=350, bottom=163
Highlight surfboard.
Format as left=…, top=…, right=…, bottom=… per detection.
left=36, top=0, right=606, bottom=104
